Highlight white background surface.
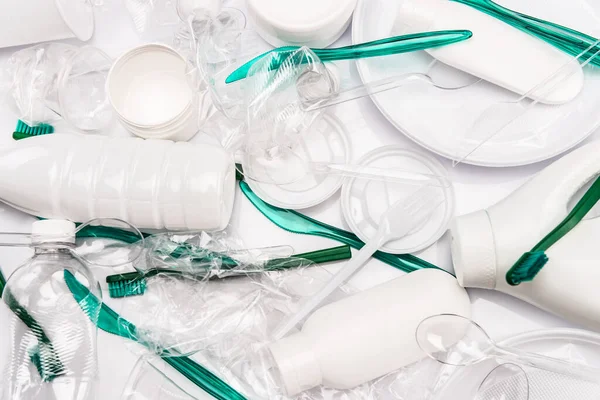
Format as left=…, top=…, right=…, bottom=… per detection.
left=0, top=1, right=598, bottom=399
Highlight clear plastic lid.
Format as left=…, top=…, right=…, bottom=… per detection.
left=341, top=145, right=454, bottom=253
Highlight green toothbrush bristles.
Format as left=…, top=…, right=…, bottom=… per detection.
left=107, top=279, right=147, bottom=299
left=506, top=251, right=548, bottom=286
left=14, top=120, right=54, bottom=140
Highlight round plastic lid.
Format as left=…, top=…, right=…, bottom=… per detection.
left=245, top=114, right=350, bottom=210
left=248, top=0, right=357, bottom=47
left=55, top=0, right=95, bottom=42
left=341, top=146, right=455, bottom=254
left=31, top=220, right=76, bottom=244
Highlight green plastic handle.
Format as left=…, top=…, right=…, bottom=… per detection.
left=0, top=268, right=5, bottom=297
left=225, top=30, right=473, bottom=83
left=239, top=181, right=445, bottom=274
left=64, top=270, right=248, bottom=400
left=453, top=0, right=600, bottom=67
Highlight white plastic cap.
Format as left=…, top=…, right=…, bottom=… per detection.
left=248, top=0, right=357, bottom=48
left=269, top=333, right=322, bottom=396
left=450, top=210, right=497, bottom=289
left=31, top=220, right=77, bottom=245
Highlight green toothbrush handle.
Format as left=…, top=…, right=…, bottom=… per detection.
left=225, top=30, right=473, bottom=83
left=453, top=0, right=600, bottom=67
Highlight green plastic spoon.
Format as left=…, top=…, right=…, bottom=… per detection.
left=225, top=30, right=473, bottom=83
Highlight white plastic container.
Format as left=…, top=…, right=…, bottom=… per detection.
left=247, top=0, right=357, bottom=47
left=0, top=0, right=94, bottom=49
left=0, top=134, right=236, bottom=231
left=269, top=268, right=471, bottom=396
left=451, top=139, right=600, bottom=331
left=395, top=0, right=583, bottom=104
left=107, top=44, right=200, bottom=141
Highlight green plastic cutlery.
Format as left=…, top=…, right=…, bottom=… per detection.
left=239, top=181, right=445, bottom=274
left=64, top=270, right=248, bottom=400
left=225, top=30, right=473, bottom=83
left=453, top=0, right=600, bottom=67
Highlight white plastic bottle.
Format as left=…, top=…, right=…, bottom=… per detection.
left=395, top=0, right=583, bottom=104
left=0, top=134, right=236, bottom=230
left=451, top=140, right=600, bottom=330
left=268, top=268, right=471, bottom=396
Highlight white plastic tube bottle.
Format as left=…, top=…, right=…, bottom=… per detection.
left=451, top=140, right=600, bottom=331
left=268, top=268, right=471, bottom=396
left=395, top=0, right=583, bottom=104
left=0, top=134, right=236, bottom=230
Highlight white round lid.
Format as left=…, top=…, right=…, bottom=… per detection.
left=55, top=0, right=95, bottom=42
left=248, top=0, right=357, bottom=47
left=31, top=220, right=76, bottom=245
left=341, top=146, right=455, bottom=254
left=244, top=114, right=350, bottom=210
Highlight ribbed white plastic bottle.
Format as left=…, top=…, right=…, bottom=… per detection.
left=451, top=140, right=600, bottom=331
left=0, top=134, right=236, bottom=230
left=269, top=269, right=471, bottom=396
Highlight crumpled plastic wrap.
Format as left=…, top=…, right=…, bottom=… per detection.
left=1, top=43, right=79, bottom=126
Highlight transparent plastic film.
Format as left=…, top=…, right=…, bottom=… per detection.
left=115, top=259, right=347, bottom=359
left=137, top=230, right=295, bottom=277
left=1, top=43, right=114, bottom=133
left=196, top=26, right=271, bottom=122
left=452, top=35, right=600, bottom=167
left=240, top=47, right=453, bottom=189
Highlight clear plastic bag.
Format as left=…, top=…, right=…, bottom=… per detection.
left=1, top=43, right=114, bottom=133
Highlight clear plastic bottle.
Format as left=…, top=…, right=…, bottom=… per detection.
left=2, top=220, right=101, bottom=400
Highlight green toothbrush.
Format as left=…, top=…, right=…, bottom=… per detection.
left=106, top=245, right=353, bottom=298
left=239, top=181, right=445, bottom=274
left=64, top=270, right=248, bottom=400
left=506, top=176, right=600, bottom=286
left=225, top=30, right=473, bottom=83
